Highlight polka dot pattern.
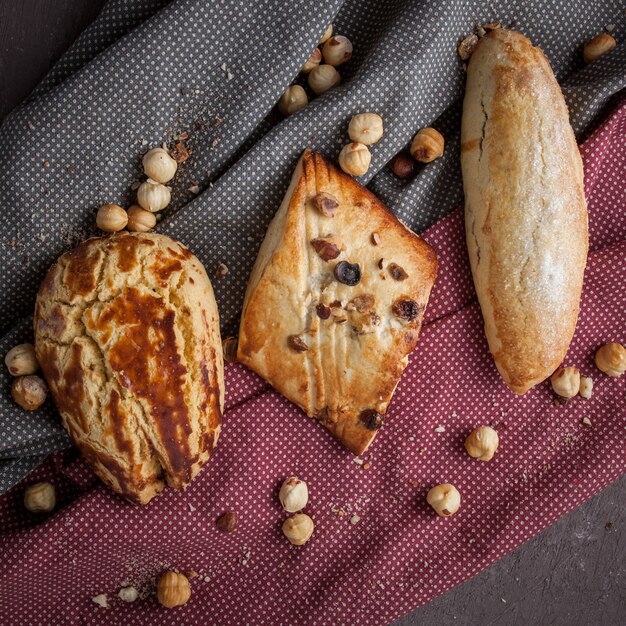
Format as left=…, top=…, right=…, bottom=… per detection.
left=0, top=1, right=624, bottom=623
left=0, top=95, right=624, bottom=626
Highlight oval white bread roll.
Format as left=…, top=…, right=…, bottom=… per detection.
left=461, top=29, right=588, bottom=394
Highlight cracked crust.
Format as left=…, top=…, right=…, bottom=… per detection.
left=238, top=150, right=437, bottom=454
left=34, top=233, right=223, bottom=504
left=461, top=29, right=588, bottom=394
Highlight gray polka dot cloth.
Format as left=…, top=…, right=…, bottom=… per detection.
left=0, top=0, right=624, bottom=491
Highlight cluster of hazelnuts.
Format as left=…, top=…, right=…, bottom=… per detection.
left=550, top=342, right=626, bottom=401
left=95, top=146, right=180, bottom=234
left=279, top=476, right=314, bottom=545
left=277, top=24, right=351, bottom=116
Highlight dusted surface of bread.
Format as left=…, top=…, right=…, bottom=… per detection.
left=238, top=150, right=437, bottom=454
left=461, top=29, right=588, bottom=394
left=34, top=233, right=223, bottom=504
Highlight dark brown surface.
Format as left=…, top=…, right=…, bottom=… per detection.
left=1, top=1, right=624, bottom=624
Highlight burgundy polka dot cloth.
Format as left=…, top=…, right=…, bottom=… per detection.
left=0, top=101, right=624, bottom=625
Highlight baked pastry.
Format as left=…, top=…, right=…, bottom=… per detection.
left=34, top=233, right=223, bottom=504
left=461, top=29, right=588, bottom=394
left=238, top=149, right=437, bottom=454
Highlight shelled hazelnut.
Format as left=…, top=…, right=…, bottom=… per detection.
left=410, top=128, right=445, bottom=163
left=278, top=85, right=308, bottom=116
left=5, top=343, right=39, bottom=376
left=126, top=204, right=157, bottom=232
left=322, top=35, right=353, bottom=66
left=24, top=481, right=56, bottom=513
left=308, top=64, right=341, bottom=95
left=550, top=366, right=580, bottom=398
left=465, top=426, right=499, bottom=461
left=426, top=484, right=460, bottom=517
left=142, top=147, right=178, bottom=183
left=583, top=33, right=616, bottom=64
left=96, top=204, right=128, bottom=232
left=12, top=375, right=47, bottom=410
left=348, top=113, right=383, bottom=145
left=595, top=343, right=626, bottom=377
left=579, top=376, right=593, bottom=399
left=319, top=24, right=333, bottom=45
left=156, top=571, right=191, bottom=609
left=282, top=513, right=314, bottom=545
left=338, top=143, right=371, bottom=176
left=301, top=48, right=322, bottom=73
left=389, top=152, right=416, bottom=179
left=279, top=477, right=309, bottom=512
left=137, top=179, right=171, bottom=212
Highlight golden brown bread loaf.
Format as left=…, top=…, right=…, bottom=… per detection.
left=238, top=150, right=437, bottom=454
left=34, top=233, right=223, bottom=504
left=461, top=29, right=588, bottom=394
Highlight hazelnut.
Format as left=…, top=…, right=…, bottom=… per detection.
left=216, top=511, right=238, bottom=533
left=319, top=24, right=333, bottom=44
left=137, top=178, right=171, bottom=212
left=595, top=343, right=626, bottom=377
left=279, top=476, right=309, bottom=512
left=464, top=426, right=499, bottom=461
left=311, top=237, right=341, bottom=261
left=579, top=376, right=593, bottom=399
left=24, top=481, right=56, bottom=513
left=278, top=85, right=308, bottom=116
left=222, top=337, right=238, bottom=363
left=12, top=375, right=47, bottom=410
left=5, top=343, right=39, bottom=376
left=338, top=143, right=371, bottom=176
left=426, top=484, right=461, bottom=517
left=288, top=334, right=308, bottom=352
left=389, top=152, right=416, bottom=179
left=126, top=204, right=157, bottom=232
left=142, top=147, right=178, bottom=183
left=410, top=128, right=445, bottom=163
left=282, top=513, right=314, bottom=545
left=308, top=64, right=341, bottom=95
left=322, top=35, right=353, bottom=66
left=301, top=48, right=322, bottom=73
left=348, top=113, right=383, bottom=145
left=583, top=33, right=617, bottom=64
left=156, top=571, right=191, bottom=609
left=118, top=587, right=138, bottom=603
left=312, top=192, right=339, bottom=217
left=550, top=366, right=580, bottom=398
left=96, top=203, right=128, bottom=232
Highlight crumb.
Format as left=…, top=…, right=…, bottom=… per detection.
left=582, top=417, right=592, bottom=427
left=353, top=458, right=364, bottom=465
left=27, top=120, right=35, bottom=129
left=188, top=503, right=196, bottom=512
left=215, top=263, right=229, bottom=279
left=42, top=160, right=49, bottom=168
left=349, top=514, right=360, bottom=525
left=362, top=462, right=371, bottom=470
left=186, top=570, right=198, bottom=579
left=92, top=594, right=108, bottom=608
left=188, top=184, right=200, bottom=194
left=434, top=425, right=445, bottom=433
left=606, top=24, right=615, bottom=32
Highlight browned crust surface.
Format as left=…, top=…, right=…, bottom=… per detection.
left=34, top=232, right=223, bottom=504
left=238, top=150, right=437, bottom=454
left=461, top=29, right=588, bottom=394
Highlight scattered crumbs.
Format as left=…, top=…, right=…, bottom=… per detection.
left=215, top=262, right=229, bottom=279
left=353, top=458, right=364, bottom=466
left=92, top=594, right=108, bottom=608
left=27, top=120, right=35, bottom=129
left=188, top=503, right=196, bottom=512
left=582, top=417, right=592, bottom=427
left=42, top=160, right=49, bottom=168
left=188, top=184, right=200, bottom=194
left=241, top=549, right=251, bottom=565
left=606, top=23, right=615, bottom=32
left=349, top=514, right=360, bottom=525
left=434, top=425, right=445, bottom=433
